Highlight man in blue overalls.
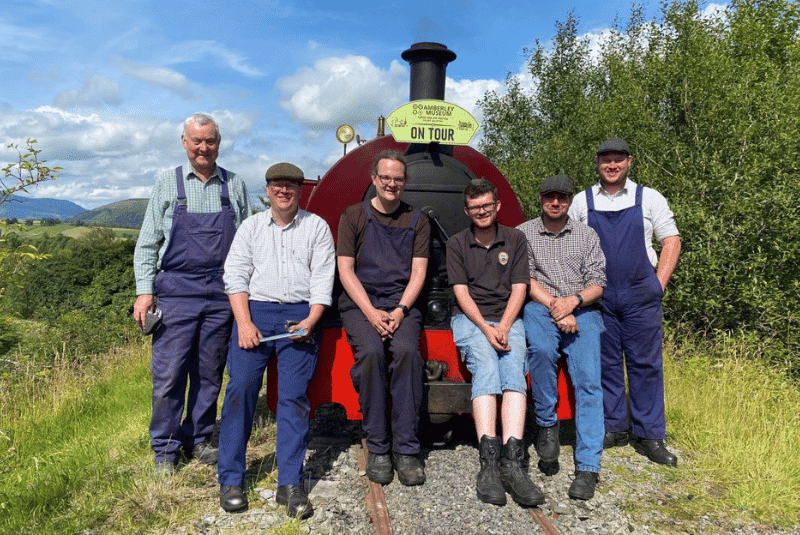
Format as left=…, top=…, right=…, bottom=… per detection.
left=569, top=138, right=681, bottom=466
left=337, top=150, right=430, bottom=486
left=133, top=113, right=251, bottom=475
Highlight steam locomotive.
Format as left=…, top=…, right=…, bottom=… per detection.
left=266, top=42, right=574, bottom=429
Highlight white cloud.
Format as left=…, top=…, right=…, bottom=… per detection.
left=112, top=57, right=195, bottom=100
left=160, top=41, right=265, bottom=77
left=0, top=106, right=260, bottom=208
left=53, top=72, right=122, bottom=109
left=277, top=55, right=408, bottom=129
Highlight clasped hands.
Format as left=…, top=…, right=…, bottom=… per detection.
left=548, top=296, right=579, bottom=334
left=367, top=307, right=404, bottom=340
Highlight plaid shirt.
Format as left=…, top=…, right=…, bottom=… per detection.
left=133, top=162, right=251, bottom=294
left=516, top=217, right=606, bottom=298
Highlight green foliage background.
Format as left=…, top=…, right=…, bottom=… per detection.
left=479, top=0, right=800, bottom=370
left=0, top=227, right=138, bottom=362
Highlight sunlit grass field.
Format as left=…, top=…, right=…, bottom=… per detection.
left=0, top=221, right=139, bottom=240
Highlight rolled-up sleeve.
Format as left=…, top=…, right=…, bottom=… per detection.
left=584, top=230, right=607, bottom=289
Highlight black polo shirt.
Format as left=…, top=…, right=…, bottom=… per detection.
left=446, top=223, right=530, bottom=322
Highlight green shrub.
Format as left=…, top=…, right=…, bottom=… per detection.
left=479, top=0, right=800, bottom=371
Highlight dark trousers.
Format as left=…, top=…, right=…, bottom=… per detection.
left=149, top=295, right=232, bottom=462
left=601, top=295, right=666, bottom=440
left=218, top=302, right=318, bottom=487
left=342, top=307, right=424, bottom=455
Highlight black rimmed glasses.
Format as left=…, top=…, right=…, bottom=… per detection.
left=465, top=201, right=497, bottom=214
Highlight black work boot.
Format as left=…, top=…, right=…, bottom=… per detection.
left=499, top=437, right=546, bottom=506
left=476, top=435, right=506, bottom=505
left=392, top=452, right=426, bottom=486
left=536, top=422, right=560, bottom=462
left=535, top=422, right=560, bottom=475
left=631, top=437, right=678, bottom=466
left=568, top=470, right=599, bottom=500
left=366, top=452, right=394, bottom=484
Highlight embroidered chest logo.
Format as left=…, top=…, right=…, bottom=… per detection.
left=498, top=252, right=509, bottom=265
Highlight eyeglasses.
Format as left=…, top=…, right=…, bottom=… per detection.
left=465, top=201, right=497, bottom=214
left=268, top=181, right=300, bottom=191
left=375, top=174, right=406, bottom=185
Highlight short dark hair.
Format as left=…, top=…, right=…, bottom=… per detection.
left=463, top=178, right=497, bottom=206
left=370, top=150, right=407, bottom=178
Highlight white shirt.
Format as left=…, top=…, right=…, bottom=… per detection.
left=568, top=178, right=679, bottom=268
left=224, top=209, right=335, bottom=306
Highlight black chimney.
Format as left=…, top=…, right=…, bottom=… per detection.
left=401, top=42, right=457, bottom=101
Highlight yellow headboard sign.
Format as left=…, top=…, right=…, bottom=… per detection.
left=386, top=100, right=478, bottom=145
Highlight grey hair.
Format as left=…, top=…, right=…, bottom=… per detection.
left=183, top=113, right=221, bottom=141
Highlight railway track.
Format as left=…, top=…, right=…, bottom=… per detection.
left=355, top=438, right=562, bottom=535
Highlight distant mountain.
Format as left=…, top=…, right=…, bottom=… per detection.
left=69, top=199, right=148, bottom=229
left=0, top=197, right=87, bottom=220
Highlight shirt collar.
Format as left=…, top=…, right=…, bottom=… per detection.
left=467, top=221, right=505, bottom=247
left=268, top=208, right=301, bottom=228
left=594, top=177, right=636, bottom=198
left=535, top=216, right=573, bottom=237
left=186, top=162, right=222, bottom=182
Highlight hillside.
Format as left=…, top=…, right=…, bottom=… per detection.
left=69, top=198, right=148, bottom=229
left=0, top=197, right=87, bottom=220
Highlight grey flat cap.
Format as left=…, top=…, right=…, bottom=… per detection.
left=597, top=137, right=630, bottom=155
left=540, top=175, right=575, bottom=195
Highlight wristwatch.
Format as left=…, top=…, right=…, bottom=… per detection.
left=396, top=304, right=410, bottom=317
left=574, top=293, right=584, bottom=307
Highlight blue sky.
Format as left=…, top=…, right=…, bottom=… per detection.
left=0, top=0, right=725, bottom=209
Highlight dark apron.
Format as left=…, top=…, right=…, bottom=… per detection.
left=341, top=200, right=420, bottom=310
left=586, top=184, right=665, bottom=437
left=154, top=166, right=237, bottom=298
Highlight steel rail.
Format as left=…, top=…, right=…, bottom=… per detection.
left=357, top=438, right=393, bottom=535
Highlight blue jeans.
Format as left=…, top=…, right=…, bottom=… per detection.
left=450, top=314, right=527, bottom=399
left=524, top=302, right=604, bottom=473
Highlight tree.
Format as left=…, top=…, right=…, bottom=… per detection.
left=479, top=0, right=800, bottom=369
left=1, top=139, right=61, bottom=205
left=0, top=140, right=61, bottom=296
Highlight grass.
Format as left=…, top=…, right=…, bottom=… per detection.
left=1, top=325, right=800, bottom=534
left=661, top=332, right=800, bottom=530
left=0, top=221, right=139, bottom=241
left=0, top=341, right=153, bottom=534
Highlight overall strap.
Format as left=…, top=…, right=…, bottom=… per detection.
left=219, top=168, right=231, bottom=206
left=175, top=166, right=187, bottom=206
left=586, top=186, right=595, bottom=211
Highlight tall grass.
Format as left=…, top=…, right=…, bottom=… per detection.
left=0, top=341, right=153, bottom=534
left=665, top=330, right=800, bottom=527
